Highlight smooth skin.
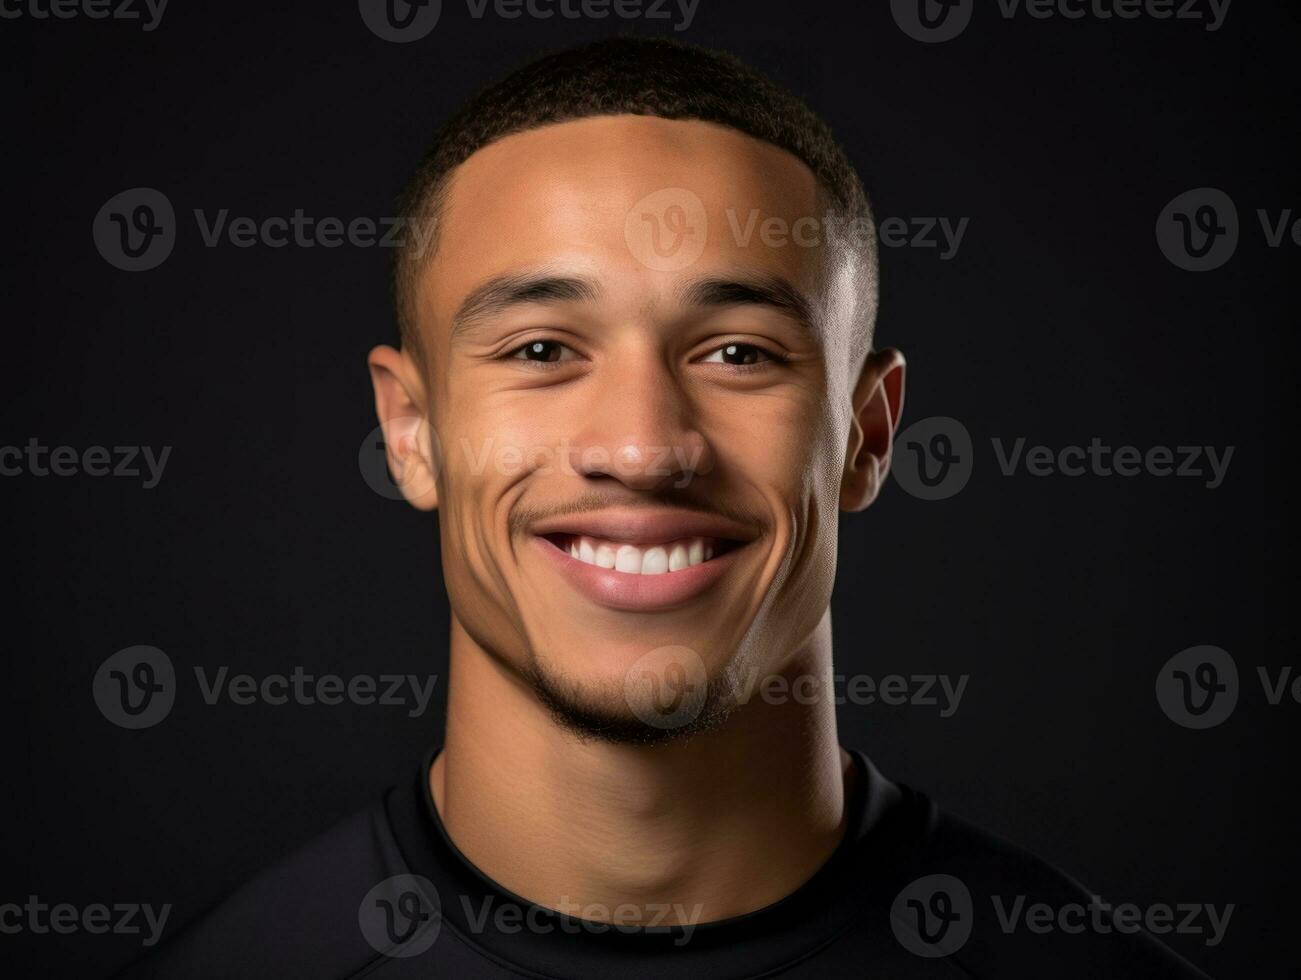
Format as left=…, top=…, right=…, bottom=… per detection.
left=369, top=115, right=905, bottom=924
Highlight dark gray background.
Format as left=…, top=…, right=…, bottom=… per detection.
left=1, top=1, right=1296, bottom=976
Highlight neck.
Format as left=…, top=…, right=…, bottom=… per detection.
left=432, top=611, right=851, bottom=925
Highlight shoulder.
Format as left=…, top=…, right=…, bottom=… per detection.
left=114, top=800, right=400, bottom=980
left=879, top=788, right=1214, bottom=978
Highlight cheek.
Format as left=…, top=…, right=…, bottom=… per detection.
left=434, top=389, right=572, bottom=597
left=709, top=387, right=841, bottom=499
left=440, top=387, right=555, bottom=494
left=735, top=402, right=842, bottom=597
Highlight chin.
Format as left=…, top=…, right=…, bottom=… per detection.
left=523, top=638, right=744, bottom=746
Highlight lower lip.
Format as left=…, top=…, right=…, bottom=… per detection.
left=531, top=536, right=741, bottom=612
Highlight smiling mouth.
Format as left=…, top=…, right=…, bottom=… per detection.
left=541, top=534, right=741, bottom=575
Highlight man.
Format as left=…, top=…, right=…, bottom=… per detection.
left=122, top=36, right=1210, bottom=978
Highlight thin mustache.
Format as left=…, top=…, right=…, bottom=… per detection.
left=509, top=492, right=766, bottom=538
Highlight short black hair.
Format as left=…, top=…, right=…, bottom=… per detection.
left=393, top=35, right=877, bottom=356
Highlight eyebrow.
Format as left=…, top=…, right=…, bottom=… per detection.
left=449, top=270, right=818, bottom=337
left=451, top=274, right=601, bottom=336
left=679, top=274, right=818, bottom=335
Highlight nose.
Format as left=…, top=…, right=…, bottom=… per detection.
left=565, top=353, right=712, bottom=491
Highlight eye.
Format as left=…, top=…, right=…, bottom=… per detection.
left=508, top=339, right=576, bottom=364
left=700, top=342, right=778, bottom=366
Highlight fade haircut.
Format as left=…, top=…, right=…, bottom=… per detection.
left=392, top=35, right=878, bottom=361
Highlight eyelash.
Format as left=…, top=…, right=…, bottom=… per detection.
left=506, top=339, right=575, bottom=368
left=699, top=342, right=787, bottom=370
left=503, top=339, right=788, bottom=370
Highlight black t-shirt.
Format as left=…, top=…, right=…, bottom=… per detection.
left=118, top=748, right=1211, bottom=978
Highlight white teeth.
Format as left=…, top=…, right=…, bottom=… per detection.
left=566, top=536, right=718, bottom=574
left=642, top=547, right=668, bottom=575
left=615, top=545, right=641, bottom=574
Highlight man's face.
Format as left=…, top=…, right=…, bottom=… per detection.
left=389, top=115, right=887, bottom=740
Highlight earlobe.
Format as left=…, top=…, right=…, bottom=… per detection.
left=840, top=348, right=906, bottom=513
left=367, top=344, right=439, bottom=511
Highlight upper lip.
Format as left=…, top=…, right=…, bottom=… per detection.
left=529, top=507, right=761, bottom=546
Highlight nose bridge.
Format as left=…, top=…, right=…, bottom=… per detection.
left=568, top=348, right=708, bottom=487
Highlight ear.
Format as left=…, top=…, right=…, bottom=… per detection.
left=840, top=347, right=906, bottom=512
left=367, top=344, right=438, bottom=511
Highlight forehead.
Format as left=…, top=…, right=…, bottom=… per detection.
left=418, top=115, right=827, bottom=337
